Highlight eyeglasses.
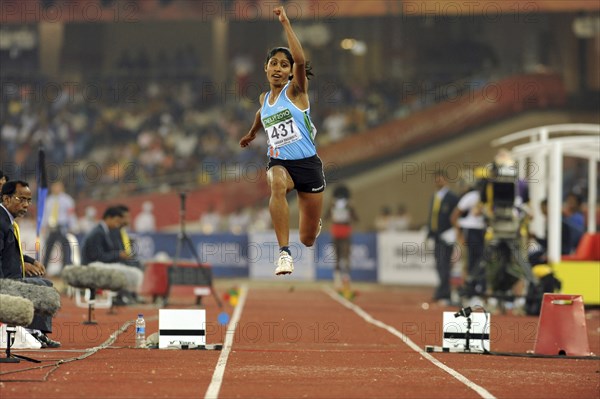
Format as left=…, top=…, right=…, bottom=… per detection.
left=12, top=196, right=33, bottom=205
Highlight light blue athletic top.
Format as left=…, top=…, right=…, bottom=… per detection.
left=261, top=82, right=317, bottom=160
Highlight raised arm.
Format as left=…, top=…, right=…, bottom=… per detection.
left=274, top=6, right=307, bottom=94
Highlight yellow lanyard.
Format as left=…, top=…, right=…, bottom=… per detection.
left=13, top=222, right=25, bottom=277
left=430, top=195, right=442, bottom=232
left=120, top=228, right=131, bottom=256
left=49, top=198, right=59, bottom=228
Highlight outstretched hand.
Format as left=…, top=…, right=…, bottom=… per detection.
left=240, top=132, right=256, bottom=148
left=273, top=6, right=289, bottom=23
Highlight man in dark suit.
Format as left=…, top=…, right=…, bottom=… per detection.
left=81, top=206, right=130, bottom=265
left=81, top=206, right=141, bottom=305
left=110, top=205, right=143, bottom=270
left=427, top=171, right=459, bottom=304
left=1, top=180, right=61, bottom=348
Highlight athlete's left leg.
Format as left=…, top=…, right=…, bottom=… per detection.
left=297, top=191, right=323, bottom=247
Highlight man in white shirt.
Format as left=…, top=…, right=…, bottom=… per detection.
left=42, top=181, right=77, bottom=270
left=452, top=181, right=487, bottom=299
left=134, top=201, right=157, bottom=233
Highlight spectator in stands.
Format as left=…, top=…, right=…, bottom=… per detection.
left=78, top=206, right=98, bottom=235
left=134, top=201, right=157, bottom=233
left=248, top=201, right=272, bottom=232
left=563, top=192, right=585, bottom=249
left=427, top=170, right=459, bottom=305
left=199, top=204, right=223, bottom=234
left=390, top=204, right=411, bottom=231
left=116, top=50, right=134, bottom=75
left=529, top=198, right=577, bottom=266
left=228, top=206, right=251, bottom=235
left=375, top=206, right=394, bottom=232
left=134, top=48, right=151, bottom=74
left=322, top=109, right=348, bottom=143
left=0, top=170, right=7, bottom=197
left=239, top=6, right=324, bottom=276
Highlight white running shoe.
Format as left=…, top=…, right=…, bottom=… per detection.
left=275, top=251, right=294, bottom=275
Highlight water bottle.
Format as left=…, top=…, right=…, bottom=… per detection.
left=135, top=314, right=146, bottom=348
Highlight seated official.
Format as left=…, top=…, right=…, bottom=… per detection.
left=1, top=180, right=61, bottom=348
left=110, top=205, right=144, bottom=271
left=81, top=206, right=142, bottom=305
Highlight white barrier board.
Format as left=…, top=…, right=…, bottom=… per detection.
left=159, top=309, right=206, bottom=349
left=377, top=231, right=437, bottom=286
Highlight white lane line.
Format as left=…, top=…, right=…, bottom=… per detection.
left=324, top=287, right=497, bottom=399
left=204, top=284, right=249, bottom=399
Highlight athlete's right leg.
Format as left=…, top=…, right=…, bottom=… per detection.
left=267, top=165, right=294, bottom=248
left=267, top=165, right=295, bottom=275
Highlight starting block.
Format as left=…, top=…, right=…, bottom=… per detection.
left=158, top=309, right=206, bottom=349
left=534, top=294, right=592, bottom=356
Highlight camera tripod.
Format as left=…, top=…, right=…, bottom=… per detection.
left=482, top=236, right=536, bottom=313
left=167, top=192, right=222, bottom=308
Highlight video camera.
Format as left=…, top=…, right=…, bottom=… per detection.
left=481, top=163, right=521, bottom=240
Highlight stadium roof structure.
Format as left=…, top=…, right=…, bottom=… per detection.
left=1, top=0, right=599, bottom=24
left=493, top=123, right=600, bottom=263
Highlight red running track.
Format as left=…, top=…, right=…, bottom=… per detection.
left=1, top=282, right=598, bottom=399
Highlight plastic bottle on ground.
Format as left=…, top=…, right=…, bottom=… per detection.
left=135, top=313, right=146, bottom=348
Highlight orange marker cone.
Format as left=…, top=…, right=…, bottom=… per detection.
left=533, top=294, right=592, bottom=356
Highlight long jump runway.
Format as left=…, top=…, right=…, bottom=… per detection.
left=1, top=282, right=599, bottom=398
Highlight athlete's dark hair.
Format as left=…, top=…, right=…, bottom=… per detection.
left=265, top=47, right=313, bottom=80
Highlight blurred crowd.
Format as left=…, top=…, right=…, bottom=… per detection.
left=1, top=75, right=263, bottom=198
left=0, top=46, right=485, bottom=200
left=3, top=43, right=590, bottom=239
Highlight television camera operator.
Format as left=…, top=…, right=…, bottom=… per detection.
left=477, top=150, right=535, bottom=314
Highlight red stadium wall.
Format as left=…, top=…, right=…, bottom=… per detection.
left=77, top=171, right=270, bottom=230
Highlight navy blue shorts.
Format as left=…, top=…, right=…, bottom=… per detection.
left=267, top=155, right=326, bottom=193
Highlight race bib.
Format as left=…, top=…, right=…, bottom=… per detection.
left=263, top=109, right=302, bottom=149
